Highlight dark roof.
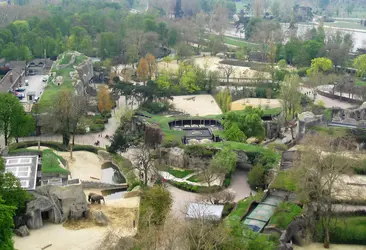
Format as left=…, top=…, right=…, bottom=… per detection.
left=0, top=70, right=22, bottom=93
left=3, top=155, right=39, bottom=190
left=8, top=61, right=26, bottom=73
left=27, top=58, right=53, bottom=68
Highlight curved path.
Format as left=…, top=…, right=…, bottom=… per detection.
left=18, top=96, right=129, bottom=148
left=168, top=170, right=255, bottom=219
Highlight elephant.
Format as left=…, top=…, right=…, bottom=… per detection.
left=88, top=193, right=105, bottom=204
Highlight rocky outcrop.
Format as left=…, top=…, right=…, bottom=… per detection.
left=92, top=211, right=108, bottom=226
left=332, top=102, right=366, bottom=126
left=14, top=225, right=30, bottom=237
left=26, top=183, right=88, bottom=229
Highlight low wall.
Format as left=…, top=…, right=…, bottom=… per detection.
left=317, top=89, right=363, bottom=105
left=81, top=180, right=128, bottom=189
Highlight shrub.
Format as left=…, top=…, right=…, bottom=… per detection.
left=223, top=175, right=232, bottom=187
left=248, top=164, right=266, bottom=190
left=222, top=203, right=236, bottom=218
left=255, top=87, right=266, bottom=98
left=278, top=59, right=287, bottom=69
left=297, top=67, right=308, bottom=77
left=89, top=124, right=105, bottom=132
left=267, top=143, right=288, bottom=152
left=140, top=101, right=173, bottom=114
left=167, top=180, right=222, bottom=193
left=353, top=160, right=366, bottom=175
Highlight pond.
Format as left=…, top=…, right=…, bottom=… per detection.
left=101, top=188, right=127, bottom=200
left=101, top=162, right=126, bottom=184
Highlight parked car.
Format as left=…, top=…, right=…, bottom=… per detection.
left=33, top=96, right=39, bottom=103
left=15, top=87, right=26, bottom=92
left=42, top=76, right=48, bottom=82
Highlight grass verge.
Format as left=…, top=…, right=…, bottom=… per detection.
left=270, top=171, right=297, bottom=192
left=167, top=168, right=194, bottom=178
left=42, top=149, right=70, bottom=174
left=269, top=202, right=303, bottom=230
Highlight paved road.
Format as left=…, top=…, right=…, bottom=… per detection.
left=167, top=170, right=254, bottom=219
left=300, top=86, right=357, bottom=109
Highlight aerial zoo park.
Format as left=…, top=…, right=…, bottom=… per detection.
left=1, top=1, right=366, bottom=250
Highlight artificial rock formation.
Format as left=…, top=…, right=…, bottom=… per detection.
left=26, top=182, right=88, bottom=229
left=332, top=102, right=366, bottom=126
left=14, top=225, right=30, bottom=237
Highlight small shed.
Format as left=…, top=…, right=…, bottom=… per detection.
left=186, top=203, right=224, bottom=221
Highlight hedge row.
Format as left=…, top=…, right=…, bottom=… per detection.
left=167, top=180, right=222, bottom=193
left=9, top=141, right=101, bottom=154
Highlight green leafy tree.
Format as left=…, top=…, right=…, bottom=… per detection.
left=156, top=70, right=172, bottom=90
left=140, top=185, right=172, bottom=226
left=179, top=67, right=200, bottom=93
left=307, top=57, right=333, bottom=75
left=0, top=93, right=34, bottom=145
left=212, top=147, right=237, bottom=174
left=225, top=123, right=246, bottom=142
left=0, top=199, right=15, bottom=250
left=248, top=164, right=266, bottom=190
left=216, top=88, right=232, bottom=113
left=174, top=0, right=184, bottom=18
left=224, top=106, right=265, bottom=140
left=353, top=54, right=366, bottom=78
left=0, top=157, right=30, bottom=214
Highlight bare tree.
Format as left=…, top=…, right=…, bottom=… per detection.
left=218, top=64, right=236, bottom=84
left=132, top=144, right=156, bottom=186
left=197, top=190, right=235, bottom=205
left=294, top=135, right=356, bottom=248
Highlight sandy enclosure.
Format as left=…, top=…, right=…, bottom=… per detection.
left=28, top=146, right=104, bottom=181
left=231, top=98, right=281, bottom=110
left=14, top=197, right=140, bottom=250
left=171, top=94, right=222, bottom=116
left=157, top=56, right=271, bottom=79
left=294, top=243, right=366, bottom=250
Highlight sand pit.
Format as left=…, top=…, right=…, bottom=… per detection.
left=14, top=197, right=140, bottom=250
left=231, top=98, right=281, bottom=111
left=157, top=56, right=271, bottom=80
left=171, top=94, right=222, bottom=116
left=294, top=243, right=366, bottom=250
left=27, top=146, right=104, bottom=181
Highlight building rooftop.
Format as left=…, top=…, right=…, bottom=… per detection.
left=186, top=203, right=224, bottom=221
left=3, top=155, right=39, bottom=190
left=0, top=70, right=22, bottom=93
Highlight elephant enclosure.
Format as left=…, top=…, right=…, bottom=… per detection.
left=63, top=196, right=140, bottom=238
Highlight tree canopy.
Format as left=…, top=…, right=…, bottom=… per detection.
left=223, top=107, right=265, bottom=141
left=0, top=93, right=35, bottom=145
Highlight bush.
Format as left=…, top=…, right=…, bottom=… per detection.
left=222, top=203, right=236, bottom=218
left=167, top=180, right=222, bottom=193
left=353, top=160, right=366, bottom=175
left=248, top=164, right=266, bottom=190
left=255, top=87, right=267, bottom=98
left=297, top=67, right=308, bottom=77
left=89, top=124, right=105, bottom=132
left=140, top=101, right=172, bottom=114
left=267, top=143, right=288, bottom=152
left=8, top=141, right=101, bottom=154
left=223, top=175, right=232, bottom=187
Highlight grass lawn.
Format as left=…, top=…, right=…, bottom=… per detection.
left=269, top=202, right=303, bottom=229
left=42, top=149, right=70, bottom=174
left=314, top=216, right=366, bottom=245
left=225, top=192, right=264, bottom=228
left=187, top=174, right=204, bottom=182
left=355, top=80, right=366, bottom=87
left=308, top=125, right=349, bottom=138
left=270, top=171, right=297, bottom=192
left=167, top=168, right=194, bottom=178
left=325, top=21, right=366, bottom=30
left=37, top=79, right=73, bottom=112
left=224, top=36, right=259, bottom=49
